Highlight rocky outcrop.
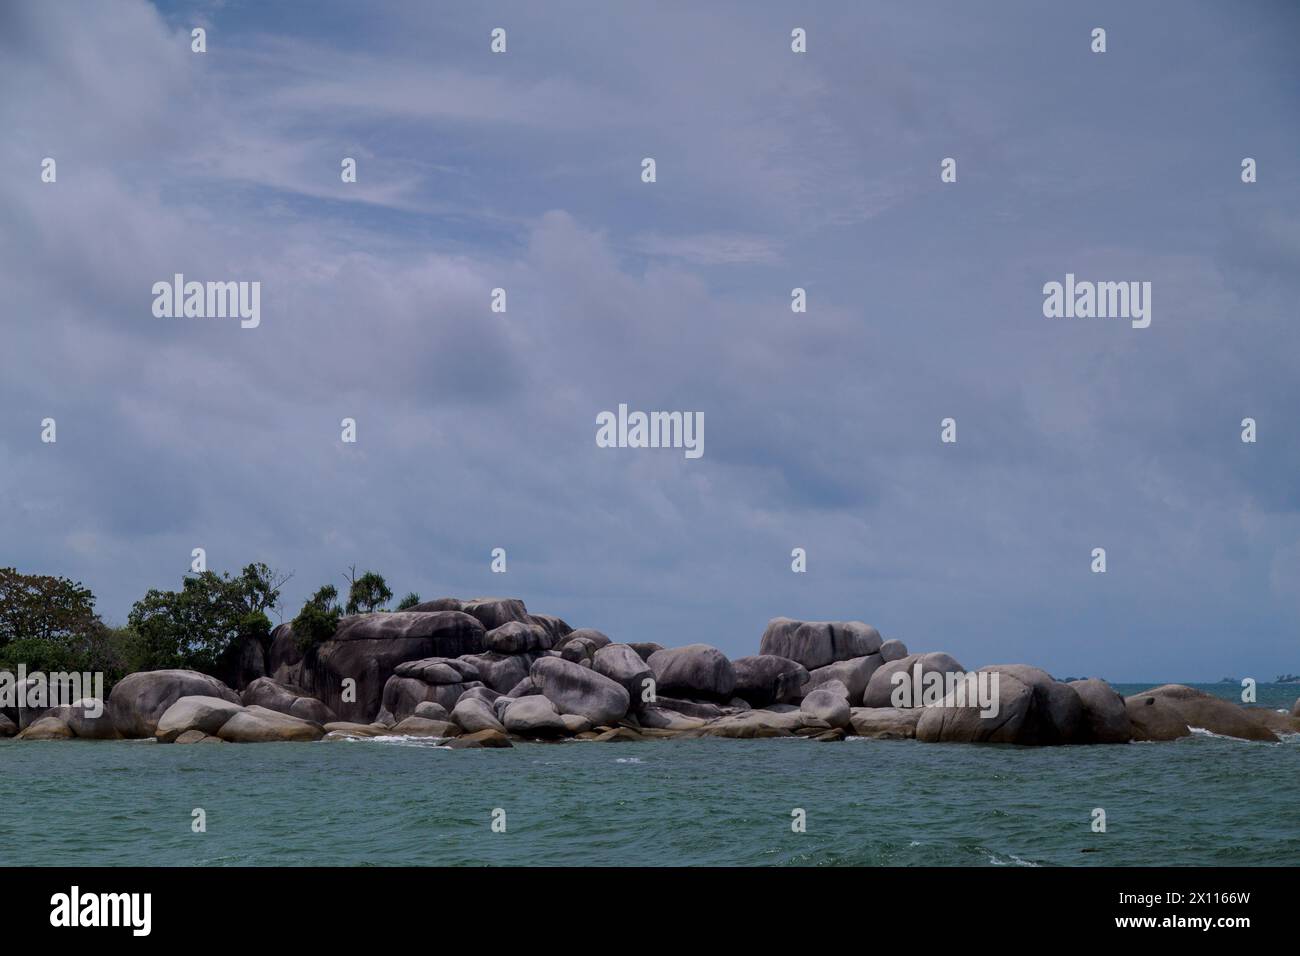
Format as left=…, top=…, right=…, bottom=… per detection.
left=800, top=688, right=851, bottom=729
left=16, top=715, right=73, bottom=740
left=241, top=678, right=337, bottom=724
left=759, top=618, right=882, bottom=670
left=592, top=644, right=654, bottom=705
left=1125, top=685, right=1278, bottom=742
left=647, top=644, right=736, bottom=701
left=156, top=695, right=245, bottom=743
left=731, top=655, right=808, bottom=707
left=803, top=654, right=883, bottom=706
left=503, top=696, right=567, bottom=736
left=378, top=658, right=483, bottom=722
left=862, top=653, right=965, bottom=709
left=1068, top=679, right=1132, bottom=744
left=451, top=696, right=507, bottom=734
left=109, top=670, right=241, bottom=738
left=216, top=705, right=325, bottom=743
left=531, top=656, right=630, bottom=725
left=849, top=707, right=921, bottom=739
left=914, top=664, right=1083, bottom=745
left=270, top=610, right=485, bottom=722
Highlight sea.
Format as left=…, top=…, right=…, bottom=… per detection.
left=1, top=683, right=1295, bottom=867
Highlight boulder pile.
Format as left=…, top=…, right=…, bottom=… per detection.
left=4, top=598, right=1297, bottom=746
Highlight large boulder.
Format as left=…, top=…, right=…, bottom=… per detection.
left=758, top=618, right=882, bottom=670
left=1068, top=679, right=1132, bottom=744
left=527, top=614, right=573, bottom=646
left=647, top=644, right=736, bottom=701
left=1125, top=685, right=1277, bottom=742
left=46, top=698, right=119, bottom=739
left=915, top=664, right=1083, bottom=745
left=731, top=655, right=809, bottom=707
left=556, top=628, right=613, bottom=652
left=863, top=653, right=965, bottom=709
left=269, top=610, right=485, bottom=722
left=216, top=705, right=325, bottom=743
left=458, top=652, right=531, bottom=694
left=803, top=654, right=883, bottom=706
left=531, top=656, right=630, bottom=725
left=240, top=678, right=337, bottom=724
left=459, top=597, right=532, bottom=631
left=627, top=642, right=664, bottom=662
left=17, top=716, right=73, bottom=740
left=878, top=639, right=908, bottom=662
left=109, top=670, right=241, bottom=739
left=503, top=696, right=568, bottom=737
left=592, top=644, right=654, bottom=704
left=849, top=707, right=921, bottom=739
left=801, top=688, right=852, bottom=729
left=484, top=621, right=551, bottom=655
left=450, top=696, right=507, bottom=734
left=378, top=657, right=483, bottom=721
left=156, top=696, right=246, bottom=743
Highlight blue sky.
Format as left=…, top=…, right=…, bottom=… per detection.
left=2, top=1, right=1299, bottom=680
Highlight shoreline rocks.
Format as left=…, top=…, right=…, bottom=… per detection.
left=5, top=603, right=1295, bottom=749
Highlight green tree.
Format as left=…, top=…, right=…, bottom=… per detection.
left=292, top=585, right=341, bottom=651
left=396, top=592, right=421, bottom=611
left=127, top=564, right=284, bottom=672
left=344, top=568, right=392, bottom=615
left=0, top=568, right=99, bottom=648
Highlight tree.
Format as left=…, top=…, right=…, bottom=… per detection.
left=292, top=585, right=341, bottom=651
left=396, top=592, right=421, bottom=611
left=0, top=568, right=99, bottom=647
left=344, top=567, right=392, bottom=615
left=126, top=566, right=280, bottom=673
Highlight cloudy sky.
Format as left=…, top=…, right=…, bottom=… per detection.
left=3, top=1, right=1298, bottom=681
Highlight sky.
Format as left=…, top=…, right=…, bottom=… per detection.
left=2, top=0, right=1298, bottom=681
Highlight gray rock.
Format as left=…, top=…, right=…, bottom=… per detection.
left=592, top=644, right=654, bottom=705
left=731, top=655, right=809, bottom=707
left=647, top=644, right=736, bottom=700
left=849, top=707, right=922, bottom=739
left=527, top=614, right=573, bottom=646
left=531, top=656, right=630, bottom=725
left=800, top=688, right=852, bottom=729
left=379, top=673, right=481, bottom=723
left=450, top=696, right=506, bottom=734
left=391, top=716, right=459, bottom=737
left=241, top=677, right=337, bottom=724
left=506, top=677, right=541, bottom=698
left=16, top=716, right=73, bottom=740
left=216, top=705, right=325, bottom=743
left=556, top=628, right=613, bottom=652
left=445, top=728, right=512, bottom=749
left=915, top=664, right=1083, bottom=745
left=651, top=696, right=726, bottom=720
left=559, top=637, right=600, bottom=664
left=156, top=695, right=245, bottom=743
left=758, top=618, right=882, bottom=670
left=1125, top=685, right=1277, bottom=742
left=862, top=653, right=965, bottom=708
left=878, top=639, right=908, bottom=662
left=0, top=713, right=15, bottom=737
left=627, top=642, right=664, bottom=662
left=1068, top=679, right=1132, bottom=744
left=484, top=621, right=551, bottom=655
left=109, top=670, right=241, bottom=739
left=459, top=597, right=533, bottom=631
left=458, top=652, right=532, bottom=694
left=503, top=696, right=567, bottom=736
left=51, top=698, right=119, bottom=739
left=803, top=654, right=883, bottom=706
left=413, top=701, right=450, bottom=721
left=268, top=610, right=485, bottom=722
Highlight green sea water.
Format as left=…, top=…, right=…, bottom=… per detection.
left=1, top=684, right=1295, bottom=867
